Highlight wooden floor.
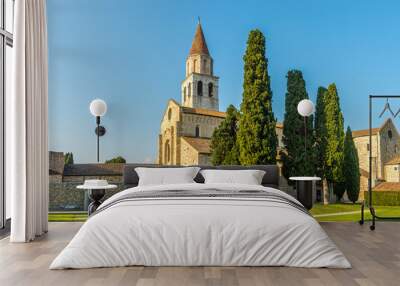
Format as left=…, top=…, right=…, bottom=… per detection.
left=0, top=222, right=399, bottom=286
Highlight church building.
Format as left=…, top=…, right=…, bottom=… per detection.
left=158, top=22, right=284, bottom=166
left=158, top=22, right=224, bottom=165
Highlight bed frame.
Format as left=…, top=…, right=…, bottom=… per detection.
left=123, top=164, right=279, bottom=189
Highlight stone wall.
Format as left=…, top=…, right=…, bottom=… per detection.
left=180, top=113, right=224, bottom=138
left=385, top=164, right=400, bottom=182
left=49, top=174, right=123, bottom=211
left=198, top=154, right=211, bottom=166
left=353, top=135, right=378, bottom=178
left=180, top=138, right=200, bottom=166
left=159, top=101, right=181, bottom=165
left=49, top=151, right=64, bottom=174
left=378, top=121, right=400, bottom=179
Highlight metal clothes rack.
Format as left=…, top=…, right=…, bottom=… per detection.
left=359, top=95, right=400, bottom=230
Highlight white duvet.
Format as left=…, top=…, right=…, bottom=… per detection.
left=50, top=183, right=351, bottom=269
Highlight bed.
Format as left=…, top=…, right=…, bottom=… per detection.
left=50, top=165, right=351, bottom=269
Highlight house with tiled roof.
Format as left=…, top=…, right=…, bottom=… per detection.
left=352, top=118, right=400, bottom=197
left=158, top=22, right=283, bottom=165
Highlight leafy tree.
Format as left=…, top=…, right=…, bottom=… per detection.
left=210, top=105, right=240, bottom=165
left=64, top=152, right=74, bottom=165
left=237, top=29, right=277, bottom=165
left=314, top=86, right=327, bottom=179
left=323, top=83, right=345, bottom=200
left=105, top=156, right=126, bottom=164
left=344, top=126, right=360, bottom=203
left=281, top=70, right=315, bottom=181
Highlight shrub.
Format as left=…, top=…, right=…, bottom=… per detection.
left=105, top=156, right=126, bottom=164
left=364, top=191, right=400, bottom=206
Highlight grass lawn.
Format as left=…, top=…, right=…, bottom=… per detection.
left=48, top=204, right=400, bottom=222
left=311, top=203, right=400, bottom=222
left=48, top=212, right=88, bottom=222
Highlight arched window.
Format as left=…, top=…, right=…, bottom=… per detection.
left=188, top=83, right=191, bottom=97
left=203, top=59, right=207, bottom=73
left=193, top=59, right=197, bottom=73
left=195, top=125, right=200, bottom=137
left=165, top=140, right=171, bottom=163
left=208, top=82, right=213, bottom=97
left=197, top=81, right=203, bottom=96
left=168, top=108, right=172, bottom=120
left=183, top=86, right=187, bottom=102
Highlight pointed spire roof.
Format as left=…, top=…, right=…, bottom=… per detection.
left=189, top=21, right=210, bottom=56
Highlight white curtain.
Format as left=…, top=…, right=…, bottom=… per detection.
left=9, top=0, right=49, bottom=242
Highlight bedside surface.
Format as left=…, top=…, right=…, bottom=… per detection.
left=289, top=176, right=321, bottom=181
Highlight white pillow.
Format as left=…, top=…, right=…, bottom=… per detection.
left=200, top=169, right=266, bottom=185
left=135, top=167, right=200, bottom=186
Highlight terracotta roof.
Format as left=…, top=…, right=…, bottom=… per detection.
left=181, top=106, right=226, bottom=118
left=352, top=118, right=398, bottom=138
left=63, top=163, right=124, bottom=176
left=181, top=137, right=211, bottom=154
left=386, top=156, right=400, bottom=165
left=276, top=122, right=283, bottom=129
left=352, top=128, right=380, bottom=138
left=373, top=182, right=400, bottom=191
left=189, top=23, right=210, bottom=56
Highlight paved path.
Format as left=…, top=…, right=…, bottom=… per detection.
left=313, top=210, right=366, bottom=217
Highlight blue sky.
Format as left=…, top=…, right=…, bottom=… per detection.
left=47, top=0, right=400, bottom=163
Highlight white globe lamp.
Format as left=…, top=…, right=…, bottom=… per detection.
left=89, top=99, right=108, bottom=162
left=297, top=99, right=315, bottom=117
left=90, top=99, right=107, bottom=117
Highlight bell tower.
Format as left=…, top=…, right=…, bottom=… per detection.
left=181, top=20, right=219, bottom=111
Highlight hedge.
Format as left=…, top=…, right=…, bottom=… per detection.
left=364, top=191, right=400, bottom=206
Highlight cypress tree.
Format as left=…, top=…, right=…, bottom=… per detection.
left=210, top=105, right=240, bottom=165
left=314, top=86, right=327, bottom=179
left=344, top=126, right=360, bottom=203
left=64, top=152, right=74, bottom=165
left=281, top=70, right=315, bottom=181
left=237, top=29, right=277, bottom=165
left=323, top=83, right=345, bottom=200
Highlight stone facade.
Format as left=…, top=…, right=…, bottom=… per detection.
left=49, top=151, right=65, bottom=175
left=385, top=164, right=400, bottom=182
left=353, top=118, right=400, bottom=198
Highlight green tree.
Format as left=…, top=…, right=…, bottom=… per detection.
left=281, top=70, right=315, bottom=181
left=210, top=105, right=240, bottom=165
left=64, top=152, right=74, bottom=165
left=323, top=83, right=345, bottom=200
left=344, top=126, right=360, bottom=203
left=314, top=86, right=327, bottom=179
left=105, top=156, right=126, bottom=164
left=237, top=29, right=277, bottom=165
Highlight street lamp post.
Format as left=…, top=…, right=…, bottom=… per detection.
left=89, top=99, right=107, bottom=162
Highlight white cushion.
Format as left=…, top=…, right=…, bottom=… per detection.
left=200, top=169, right=266, bottom=185
left=135, top=167, right=200, bottom=186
